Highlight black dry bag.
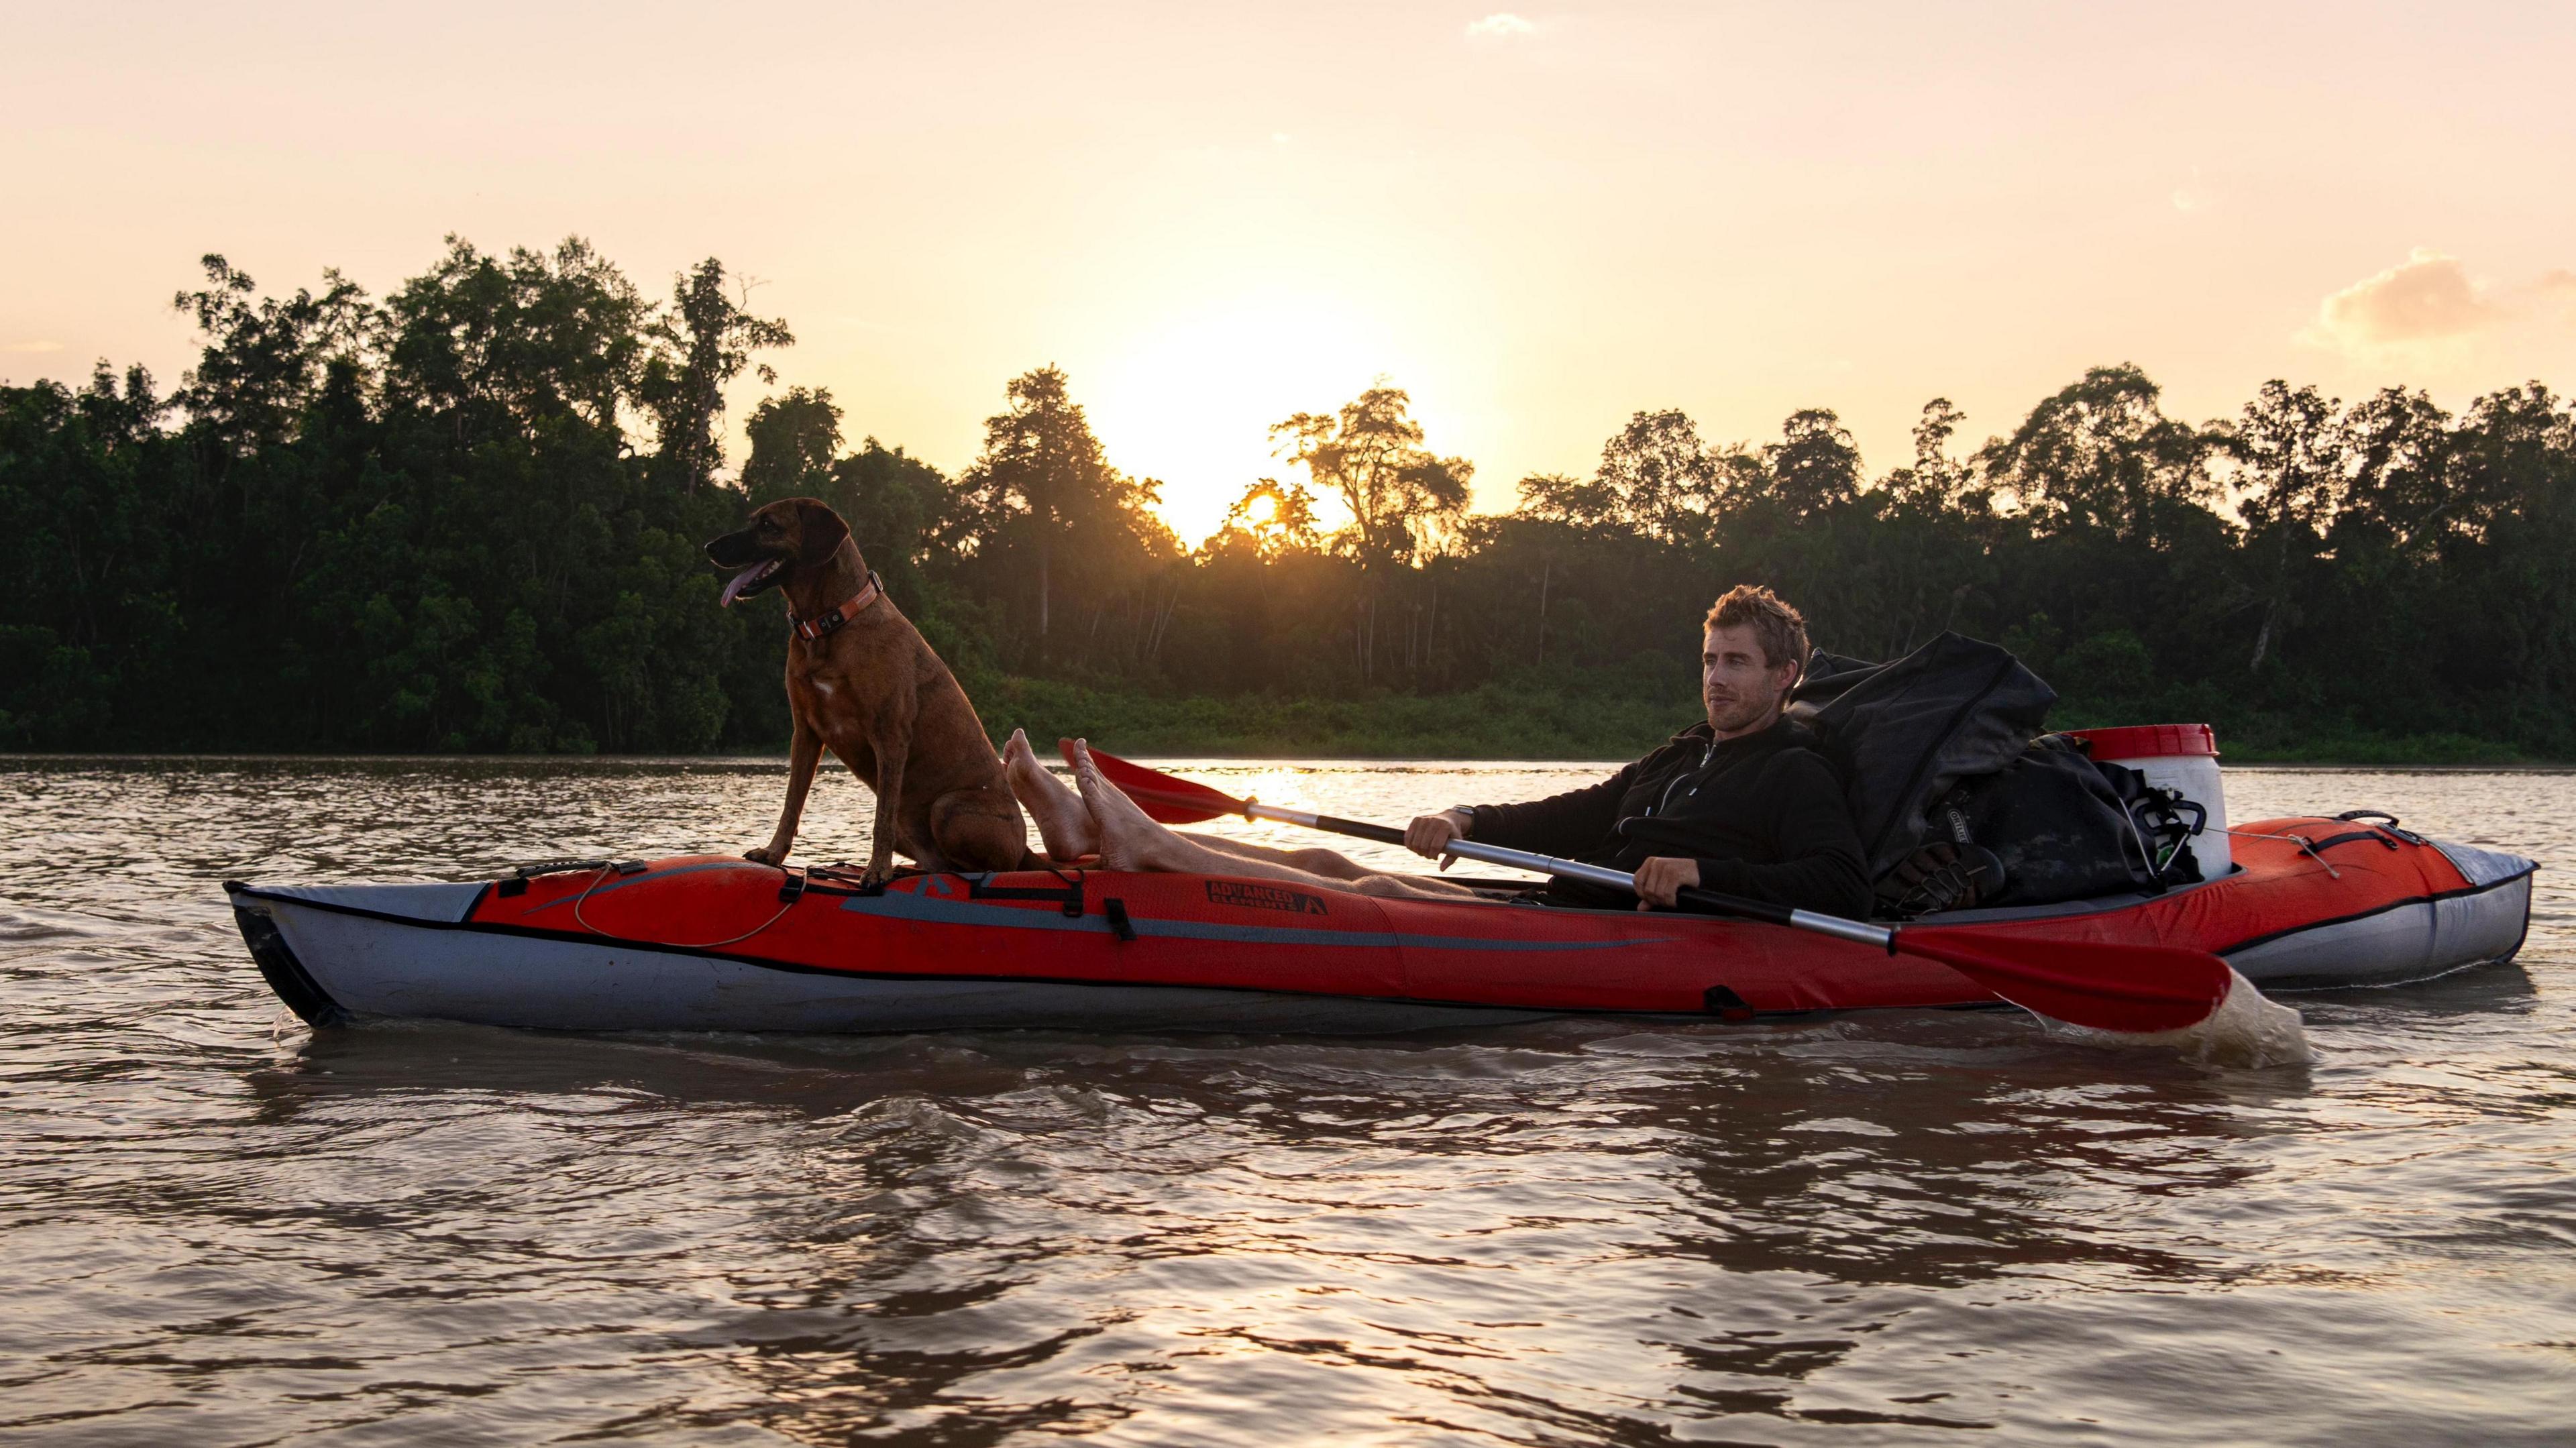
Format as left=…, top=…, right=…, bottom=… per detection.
left=1786, top=632, right=2057, bottom=882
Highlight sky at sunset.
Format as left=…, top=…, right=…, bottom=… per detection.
left=7, top=1, right=2574, bottom=543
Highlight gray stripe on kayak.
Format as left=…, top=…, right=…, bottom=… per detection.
left=841, top=885, right=1668, bottom=951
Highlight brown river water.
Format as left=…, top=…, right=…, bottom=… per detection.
left=2, top=758, right=2571, bottom=1445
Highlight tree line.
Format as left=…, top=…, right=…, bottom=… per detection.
left=5, top=235, right=2573, bottom=758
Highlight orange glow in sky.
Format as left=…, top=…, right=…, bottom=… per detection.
left=7, top=2, right=2574, bottom=544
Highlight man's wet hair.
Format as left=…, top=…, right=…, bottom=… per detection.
left=1704, top=585, right=1810, bottom=673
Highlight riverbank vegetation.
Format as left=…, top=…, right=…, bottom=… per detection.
left=5, top=237, right=2573, bottom=762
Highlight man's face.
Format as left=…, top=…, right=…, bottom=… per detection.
left=1702, top=624, right=1798, bottom=736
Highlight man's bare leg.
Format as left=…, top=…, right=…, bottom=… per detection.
left=1069, top=739, right=1479, bottom=899
left=1002, top=729, right=1098, bottom=860
left=1025, top=732, right=1432, bottom=881
left=1192, top=834, right=1373, bottom=879
left=1199, top=835, right=1484, bottom=897
left=1008, top=728, right=1384, bottom=878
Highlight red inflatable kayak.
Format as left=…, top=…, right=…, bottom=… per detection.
left=226, top=814, right=2533, bottom=1034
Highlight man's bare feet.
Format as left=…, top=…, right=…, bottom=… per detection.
left=1071, top=738, right=1199, bottom=873
left=1003, top=728, right=1099, bottom=860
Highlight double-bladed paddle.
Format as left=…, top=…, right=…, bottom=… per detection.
left=1063, top=742, right=2233, bottom=1034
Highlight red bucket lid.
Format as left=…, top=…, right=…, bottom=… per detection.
left=2067, top=723, right=2219, bottom=759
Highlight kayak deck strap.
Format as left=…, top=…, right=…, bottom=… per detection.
left=962, top=871, right=1087, bottom=917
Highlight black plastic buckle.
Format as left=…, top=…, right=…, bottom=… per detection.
left=777, top=869, right=807, bottom=905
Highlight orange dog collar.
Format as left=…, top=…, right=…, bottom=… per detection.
left=787, top=571, right=883, bottom=641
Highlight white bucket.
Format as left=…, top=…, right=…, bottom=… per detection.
left=2068, top=724, right=2231, bottom=877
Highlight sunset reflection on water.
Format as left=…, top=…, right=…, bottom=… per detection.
left=0, top=758, right=2568, bottom=1445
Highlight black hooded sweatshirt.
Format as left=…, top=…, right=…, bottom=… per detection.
left=1464, top=718, right=1872, bottom=917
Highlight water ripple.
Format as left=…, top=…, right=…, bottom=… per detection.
left=1, top=759, right=2570, bottom=1444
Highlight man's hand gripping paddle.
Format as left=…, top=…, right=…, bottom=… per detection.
left=1070, top=742, right=2235, bottom=1035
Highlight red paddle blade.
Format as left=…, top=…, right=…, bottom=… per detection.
left=1898, top=927, right=2231, bottom=1034
left=1060, top=740, right=1248, bottom=826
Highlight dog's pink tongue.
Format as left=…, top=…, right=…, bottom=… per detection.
left=719, top=562, right=769, bottom=608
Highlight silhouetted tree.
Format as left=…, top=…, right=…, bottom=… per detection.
left=2218, top=381, right=2345, bottom=670
left=1595, top=408, right=1723, bottom=542
left=381, top=236, right=649, bottom=447
left=742, top=386, right=845, bottom=501
left=955, top=366, right=1174, bottom=665
left=172, top=255, right=372, bottom=453
left=1214, top=478, right=1323, bottom=559
left=1981, top=364, right=2212, bottom=540
left=1273, top=383, right=1471, bottom=680
left=1513, top=471, right=1621, bottom=532
left=1273, top=384, right=1472, bottom=570
left=640, top=258, right=793, bottom=492
left=1762, top=408, right=1863, bottom=519
left=1882, top=398, right=1979, bottom=511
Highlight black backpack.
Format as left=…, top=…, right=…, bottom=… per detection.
left=1917, top=734, right=2206, bottom=909
left=1789, top=635, right=2206, bottom=915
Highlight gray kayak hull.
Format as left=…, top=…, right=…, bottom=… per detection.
left=224, top=843, right=2534, bottom=1036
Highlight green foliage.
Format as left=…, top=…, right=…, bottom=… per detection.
left=0, top=240, right=786, bottom=752
left=741, top=387, right=843, bottom=500
left=8, top=237, right=2576, bottom=762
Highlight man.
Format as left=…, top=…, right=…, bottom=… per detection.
left=1405, top=585, right=1871, bottom=917
left=1002, top=585, right=1870, bottom=918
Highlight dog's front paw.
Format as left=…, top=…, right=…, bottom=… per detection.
left=745, top=846, right=784, bottom=866
left=856, top=860, right=896, bottom=889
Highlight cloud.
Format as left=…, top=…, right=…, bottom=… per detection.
left=2310, top=249, right=2502, bottom=351
left=3, top=339, right=64, bottom=353
left=1466, top=13, right=1537, bottom=38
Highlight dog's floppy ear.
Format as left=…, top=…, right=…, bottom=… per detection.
left=794, top=498, right=850, bottom=567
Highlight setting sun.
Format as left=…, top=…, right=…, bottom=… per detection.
left=12, top=4, right=2573, bottom=543
left=1085, top=291, right=1385, bottom=542
left=1083, top=288, right=1483, bottom=545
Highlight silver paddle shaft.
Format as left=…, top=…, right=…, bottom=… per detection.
left=1247, top=802, right=1894, bottom=950
left=1444, top=838, right=1896, bottom=947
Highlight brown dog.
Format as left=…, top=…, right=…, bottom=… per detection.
left=706, top=498, right=1029, bottom=883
